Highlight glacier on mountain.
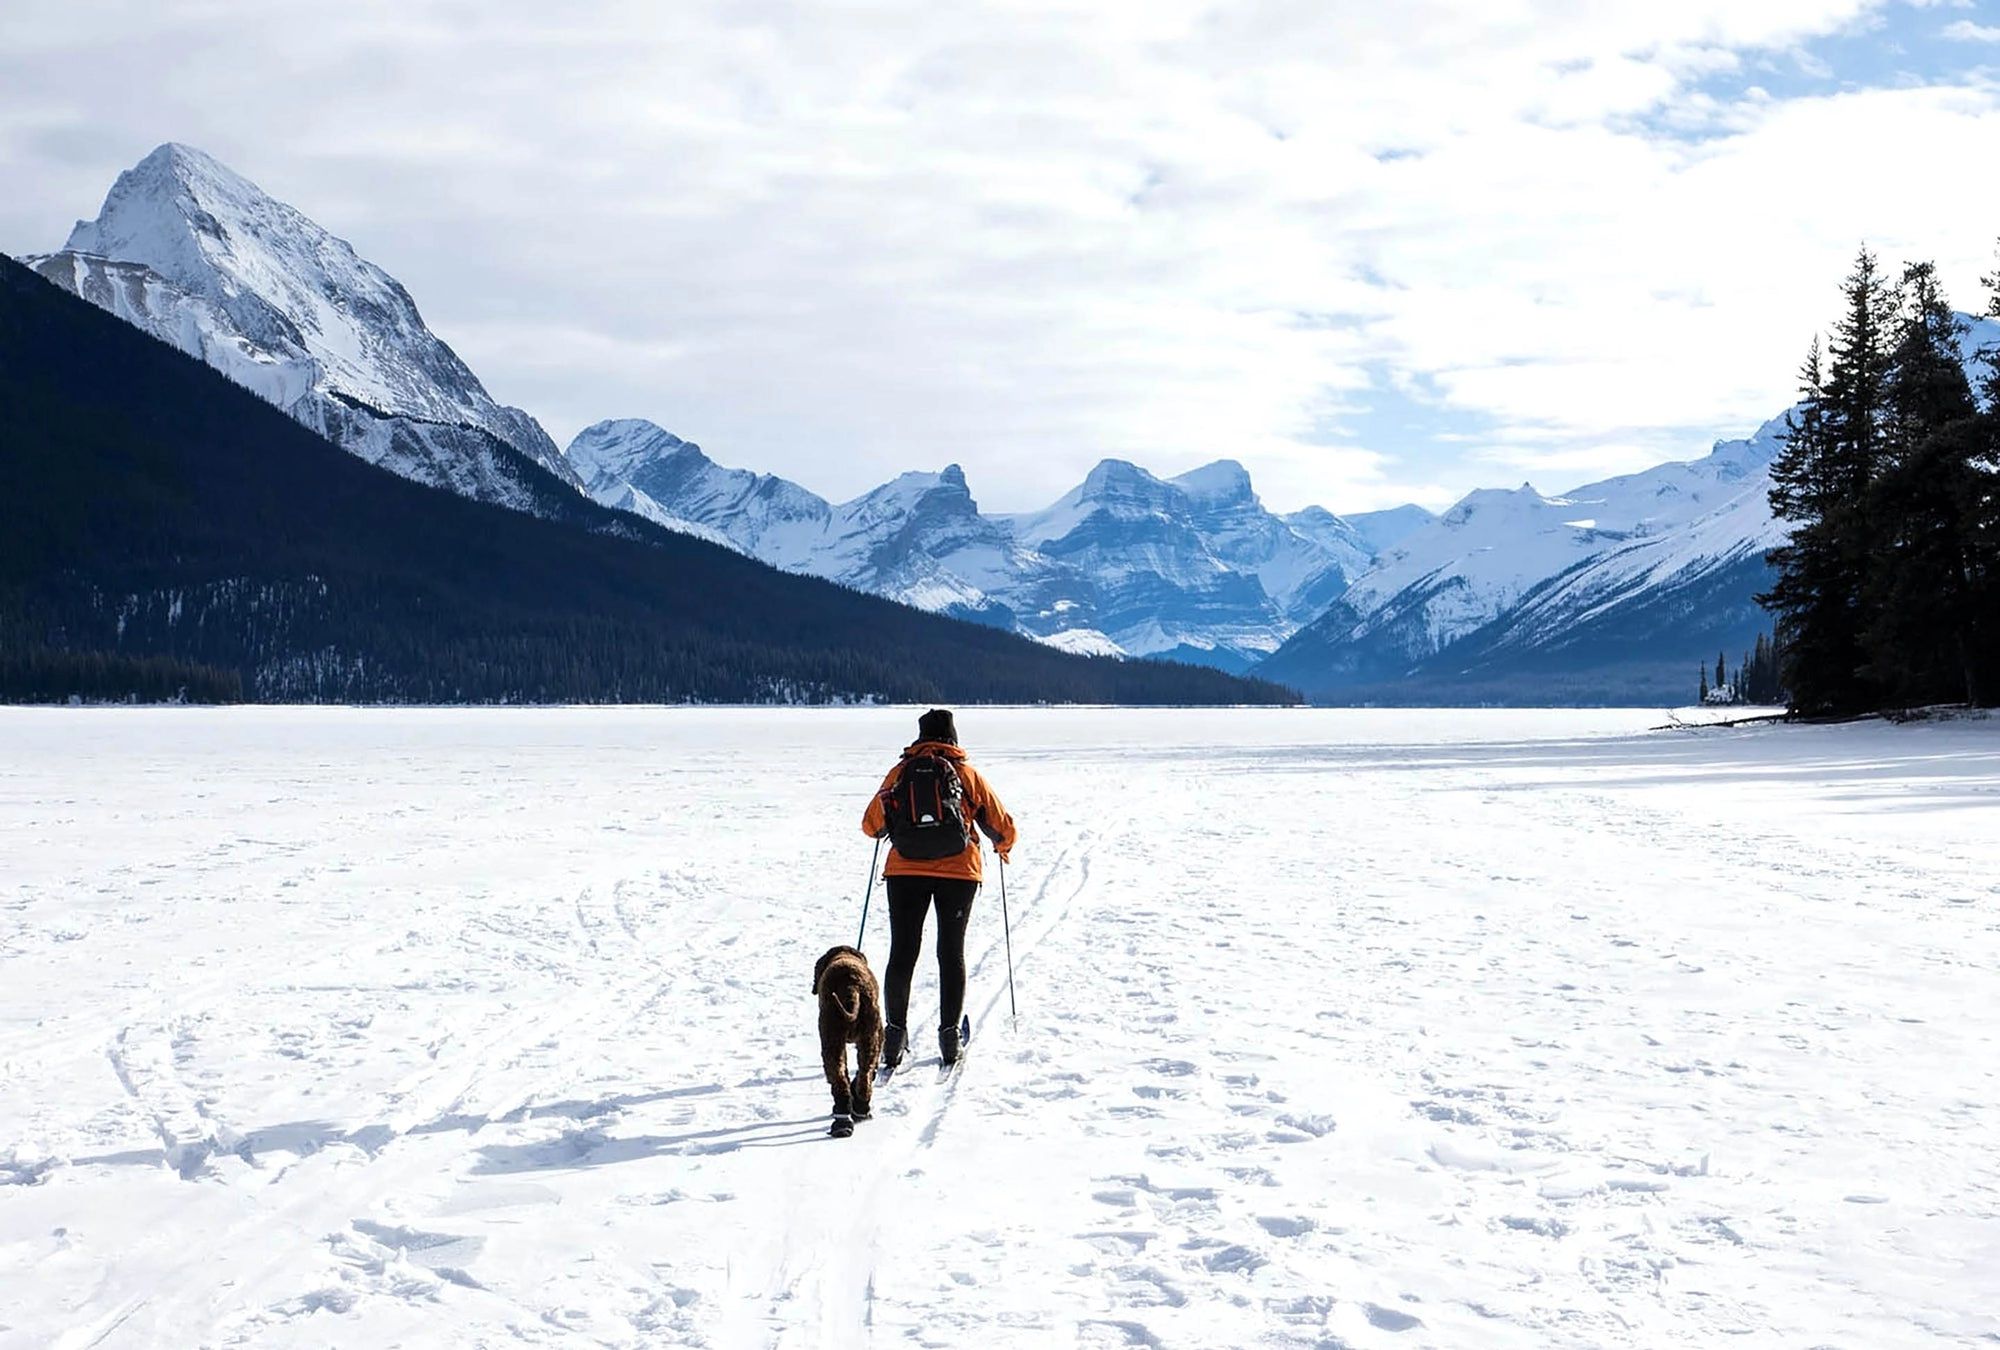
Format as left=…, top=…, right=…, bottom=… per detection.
left=22, top=143, right=582, bottom=516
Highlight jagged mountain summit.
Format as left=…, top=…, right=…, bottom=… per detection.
left=567, top=420, right=1406, bottom=669
left=1002, top=457, right=1377, bottom=665
left=568, top=418, right=834, bottom=563
left=22, top=143, right=583, bottom=515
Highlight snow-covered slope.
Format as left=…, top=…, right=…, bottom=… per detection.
left=564, top=421, right=739, bottom=547
left=23, top=143, right=582, bottom=514
left=1170, top=461, right=1374, bottom=627
left=569, top=425, right=1383, bottom=667
left=1464, top=455, right=1788, bottom=666
left=7, top=706, right=1997, bottom=1347
left=1258, top=419, right=1789, bottom=698
left=805, top=466, right=1056, bottom=626
left=1004, top=459, right=1345, bottom=665
left=1260, top=318, right=2000, bottom=702
left=567, top=419, right=830, bottom=565
left=1362, top=419, right=1780, bottom=663
left=1334, top=503, right=1438, bottom=557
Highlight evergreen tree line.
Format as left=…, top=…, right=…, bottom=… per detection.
left=2, top=576, right=1282, bottom=706
left=1759, top=247, right=2000, bottom=714
left=0, top=644, right=242, bottom=704
left=1699, top=631, right=1783, bottom=706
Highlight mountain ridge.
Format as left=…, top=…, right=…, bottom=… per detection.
left=1252, top=316, right=1996, bottom=704
left=0, top=252, right=1295, bottom=707
left=569, top=422, right=1403, bottom=670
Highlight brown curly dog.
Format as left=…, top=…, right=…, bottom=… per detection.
left=812, top=944, right=883, bottom=1137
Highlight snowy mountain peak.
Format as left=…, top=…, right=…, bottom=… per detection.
left=1440, top=484, right=1551, bottom=529
left=33, top=144, right=581, bottom=506
left=1063, top=458, right=1189, bottom=520
left=567, top=419, right=697, bottom=488
left=72, top=143, right=266, bottom=233
left=1078, top=457, right=1157, bottom=492
left=1171, top=459, right=1257, bottom=505
left=564, top=420, right=831, bottom=565
left=67, top=143, right=254, bottom=258
left=574, top=433, right=1383, bottom=667
left=64, top=143, right=491, bottom=425
left=843, top=465, right=981, bottom=523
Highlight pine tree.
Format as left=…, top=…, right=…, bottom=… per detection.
left=1862, top=261, right=1982, bottom=705
left=1760, top=339, right=1848, bottom=712
left=1742, top=630, right=1783, bottom=705
left=1699, top=664, right=1709, bottom=702
left=1759, top=248, right=1896, bottom=715
left=1965, top=243, right=2000, bottom=703
left=1982, top=237, right=2000, bottom=406
left=1824, top=247, right=1897, bottom=507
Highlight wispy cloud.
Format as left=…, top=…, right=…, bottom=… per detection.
left=1941, top=19, right=2000, bottom=41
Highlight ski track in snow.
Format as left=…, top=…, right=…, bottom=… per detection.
left=1, top=706, right=1997, bottom=1348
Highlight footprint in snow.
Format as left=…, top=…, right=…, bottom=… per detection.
left=1079, top=1230, right=1155, bottom=1256
left=1364, top=1302, right=1423, bottom=1332
left=1200, top=1243, right=1266, bottom=1275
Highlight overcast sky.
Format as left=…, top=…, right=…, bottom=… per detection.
left=5, top=1, right=2000, bottom=514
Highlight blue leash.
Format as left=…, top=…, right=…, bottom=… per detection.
left=856, top=836, right=882, bottom=948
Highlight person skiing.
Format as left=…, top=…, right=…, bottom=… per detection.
left=862, top=708, right=1016, bottom=1069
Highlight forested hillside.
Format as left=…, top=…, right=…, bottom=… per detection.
left=0, top=257, right=1295, bottom=706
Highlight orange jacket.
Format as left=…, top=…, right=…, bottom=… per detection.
left=862, top=741, right=1017, bottom=882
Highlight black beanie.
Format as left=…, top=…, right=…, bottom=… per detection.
left=917, top=708, right=958, bottom=745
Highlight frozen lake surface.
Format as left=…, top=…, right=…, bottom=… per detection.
left=2, top=706, right=1997, bottom=1348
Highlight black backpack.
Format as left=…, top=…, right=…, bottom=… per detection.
left=881, top=752, right=972, bottom=860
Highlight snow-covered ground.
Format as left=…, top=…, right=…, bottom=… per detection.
left=3, top=706, right=1997, bottom=1349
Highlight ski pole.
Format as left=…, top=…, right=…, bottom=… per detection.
left=856, top=836, right=882, bottom=949
left=999, top=854, right=1018, bottom=1023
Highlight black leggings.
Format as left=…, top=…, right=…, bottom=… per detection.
left=882, top=875, right=978, bottom=1031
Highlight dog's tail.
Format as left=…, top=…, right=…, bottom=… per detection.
left=834, top=988, right=862, bottom=1022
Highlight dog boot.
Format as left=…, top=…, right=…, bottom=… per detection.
left=849, top=1073, right=872, bottom=1119
left=882, top=1023, right=907, bottom=1070
left=938, top=1020, right=960, bottom=1067
left=829, top=1112, right=854, bottom=1139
